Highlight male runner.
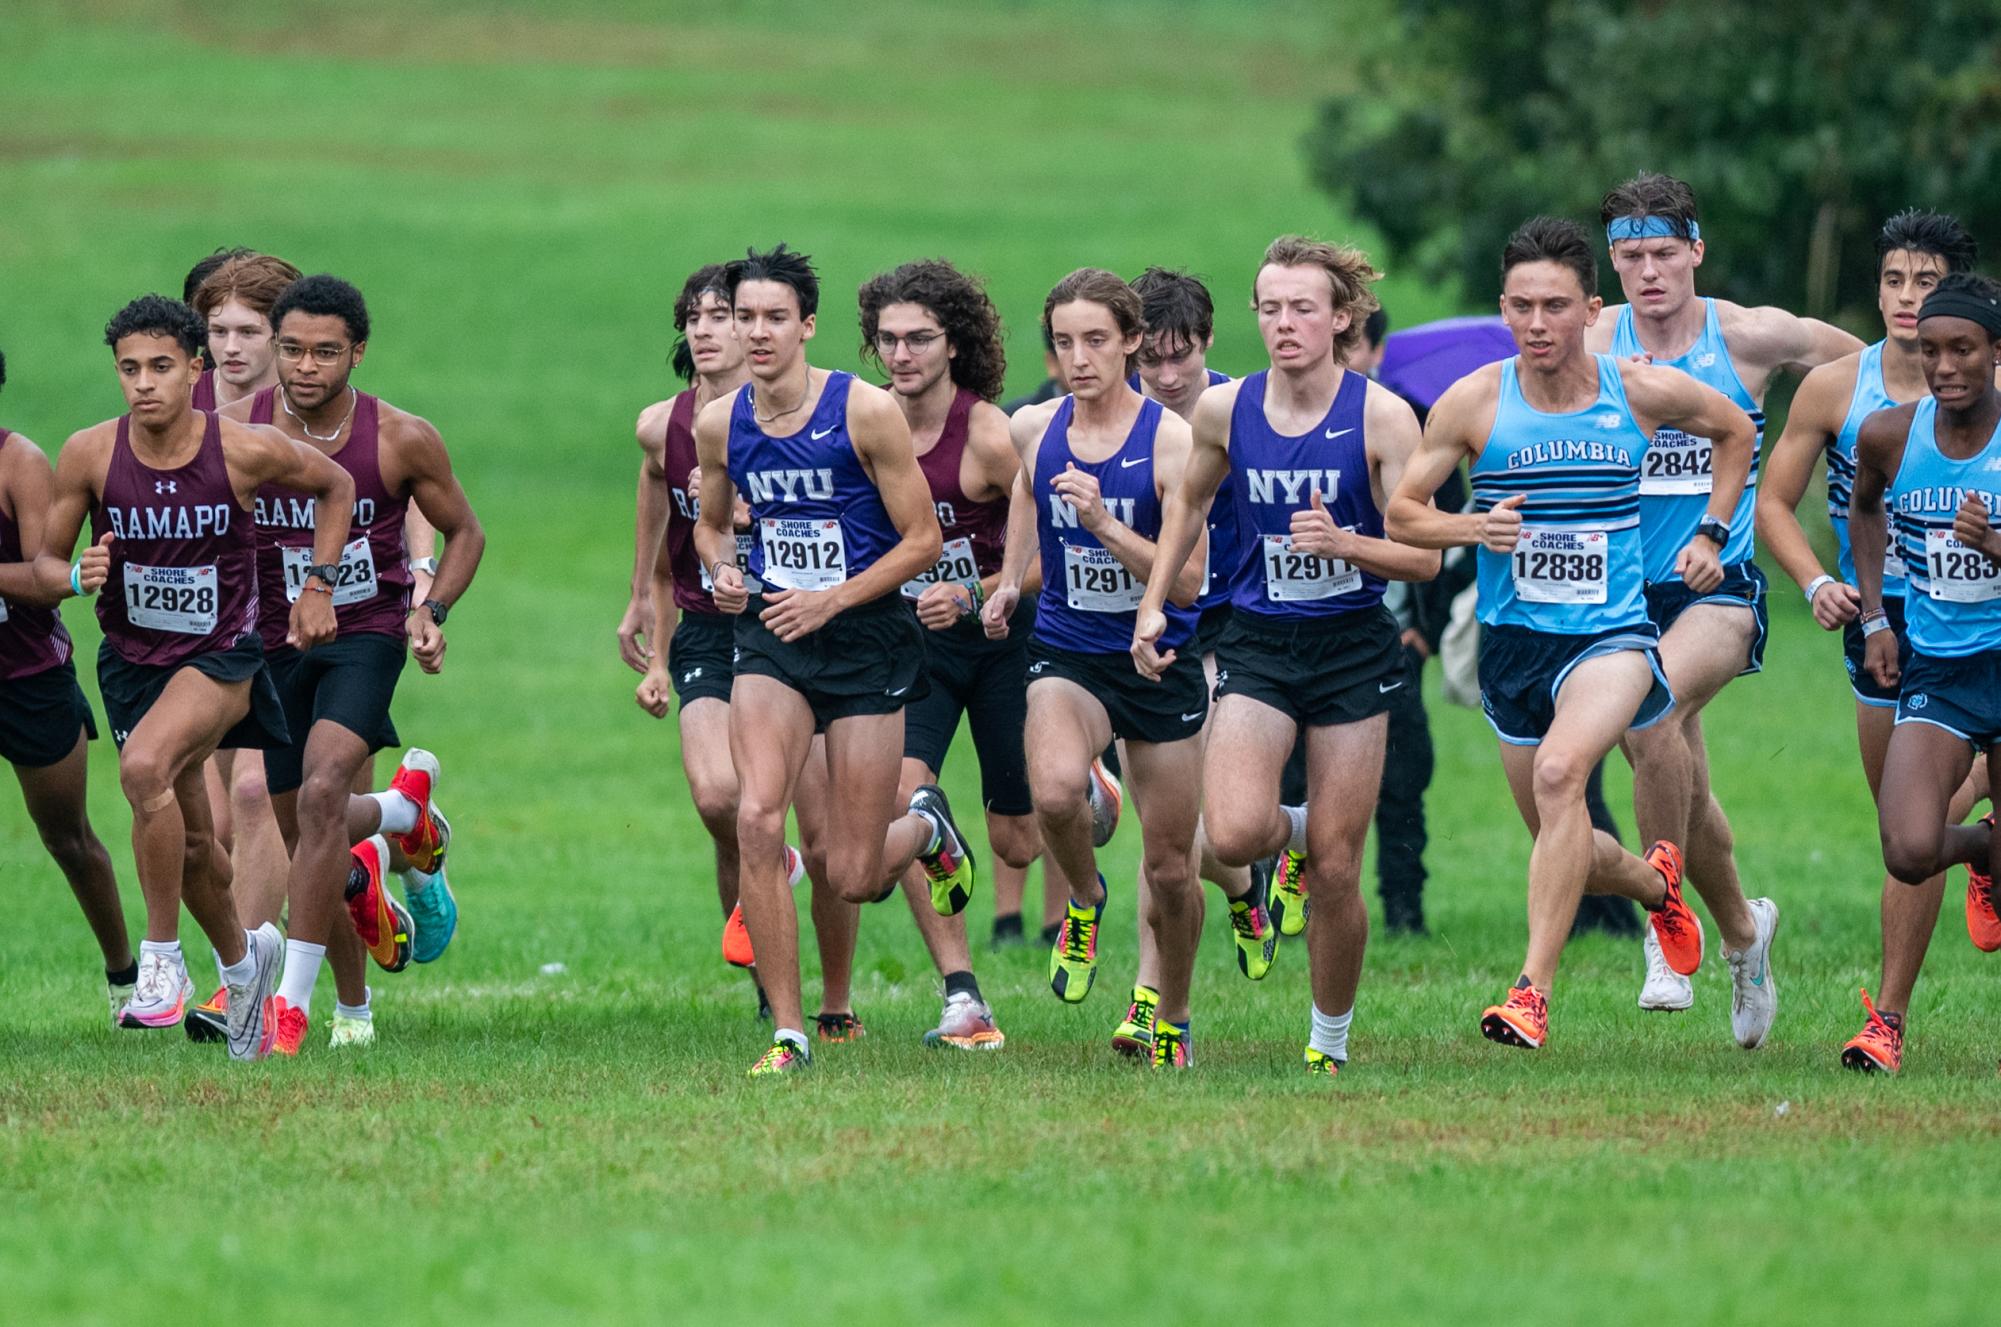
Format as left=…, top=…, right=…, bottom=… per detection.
left=983, top=268, right=1212, bottom=1069
left=1137, top=236, right=1434, bottom=1074
left=693, top=244, right=973, bottom=1076
left=222, top=273, right=482, bottom=1052
left=34, top=294, right=355, bottom=1061
left=0, top=350, right=136, bottom=1019
left=859, top=257, right=1029, bottom=1050
left=1386, top=217, right=1744, bottom=1050
left=182, top=246, right=254, bottom=413
left=1759, top=212, right=1991, bottom=1070
left=1588, top=173, right=1856, bottom=1039
left=1113, top=265, right=1275, bottom=1060
left=1843, top=272, right=2001, bottom=1073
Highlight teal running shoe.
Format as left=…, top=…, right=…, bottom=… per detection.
left=402, top=804, right=457, bottom=963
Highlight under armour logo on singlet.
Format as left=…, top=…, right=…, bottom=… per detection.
left=155, top=481, right=177, bottom=495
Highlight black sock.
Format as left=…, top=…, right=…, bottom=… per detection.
left=943, top=970, right=980, bottom=1001
left=1881, top=1009, right=1905, bottom=1031
left=991, top=913, right=1023, bottom=941
left=107, top=959, right=138, bottom=987
left=1514, top=973, right=1534, bottom=990
left=1039, top=921, right=1062, bottom=946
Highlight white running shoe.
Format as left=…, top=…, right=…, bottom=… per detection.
left=225, top=923, right=284, bottom=1062
left=1726, top=897, right=1780, bottom=1049
left=922, top=991, right=1005, bottom=1050
left=1639, top=925, right=1694, bottom=1011
left=329, top=1010, right=376, bottom=1048
left=118, top=950, right=193, bottom=1028
left=1087, top=758, right=1123, bottom=849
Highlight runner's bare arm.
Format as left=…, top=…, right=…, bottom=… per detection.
left=32, top=427, right=113, bottom=599
left=1850, top=404, right=1914, bottom=687
left=982, top=408, right=1056, bottom=638
left=0, top=436, right=65, bottom=606
left=392, top=414, right=484, bottom=612
left=1726, top=302, right=1864, bottom=384
left=823, top=380, right=942, bottom=610
left=1754, top=357, right=1859, bottom=627
left=223, top=419, right=355, bottom=648
left=961, top=400, right=1025, bottom=604
left=691, top=392, right=746, bottom=613
left=621, top=400, right=675, bottom=669
left=1386, top=369, right=1495, bottom=550
left=1624, top=360, right=1755, bottom=591
left=1330, top=382, right=1438, bottom=581
left=406, top=502, right=438, bottom=600
left=1131, top=385, right=1229, bottom=678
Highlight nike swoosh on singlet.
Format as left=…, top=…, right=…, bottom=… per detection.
left=811, top=426, right=837, bottom=440
left=1120, top=456, right=1149, bottom=468
left=1325, top=427, right=1354, bottom=439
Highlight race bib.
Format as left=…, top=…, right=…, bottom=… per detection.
left=902, top=536, right=979, bottom=601
left=1261, top=532, right=1360, bottom=602
left=1511, top=528, right=1609, bottom=604
left=1639, top=430, right=1713, bottom=496
left=760, top=517, right=846, bottom=592
left=123, top=562, right=219, bottom=634
left=700, top=533, right=761, bottom=593
left=282, top=537, right=378, bottom=607
left=1922, top=528, right=2001, bottom=603
left=1063, top=544, right=1142, bottom=613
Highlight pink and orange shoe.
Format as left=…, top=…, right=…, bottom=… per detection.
left=1840, top=988, right=1903, bottom=1074
left=118, top=950, right=193, bottom=1029
left=1480, top=981, right=1549, bottom=1050
left=722, top=904, right=754, bottom=969
left=345, top=837, right=414, bottom=973
left=387, top=749, right=446, bottom=873
left=1965, top=814, right=1999, bottom=953
left=272, top=999, right=309, bottom=1057
left=1644, top=841, right=1704, bottom=976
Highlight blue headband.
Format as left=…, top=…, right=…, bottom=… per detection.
left=1606, top=216, right=1700, bottom=244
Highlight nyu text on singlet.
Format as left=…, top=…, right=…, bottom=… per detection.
left=903, top=387, right=1009, bottom=600
left=1031, top=395, right=1194, bottom=654
left=1824, top=341, right=1908, bottom=596
left=725, top=371, right=901, bottom=595
left=1470, top=355, right=1650, bottom=634
left=1887, top=396, right=2001, bottom=656
left=661, top=388, right=760, bottom=615
left=1611, top=299, right=1764, bottom=580
left=0, top=429, right=76, bottom=681
left=1224, top=367, right=1385, bottom=619
left=250, top=388, right=412, bottom=649
left=92, top=410, right=259, bottom=666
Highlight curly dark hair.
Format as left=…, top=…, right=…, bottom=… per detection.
left=104, top=295, right=204, bottom=359
left=270, top=274, right=371, bottom=344
left=669, top=263, right=730, bottom=382
left=857, top=259, right=1008, bottom=402
left=1877, top=209, right=1979, bottom=277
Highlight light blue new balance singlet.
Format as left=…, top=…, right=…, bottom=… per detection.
left=1825, top=341, right=1908, bottom=597
left=1886, top=396, right=2001, bottom=656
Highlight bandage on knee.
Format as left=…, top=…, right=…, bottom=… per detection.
left=139, top=787, right=177, bottom=813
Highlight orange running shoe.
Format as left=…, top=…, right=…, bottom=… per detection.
left=387, top=749, right=445, bottom=873
left=344, top=838, right=414, bottom=973
left=1643, top=841, right=1704, bottom=976
left=815, top=1011, right=866, bottom=1043
left=1965, top=814, right=1999, bottom=953
left=272, top=999, right=309, bottom=1057
left=1480, top=981, right=1548, bottom=1049
left=1840, top=988, right=1903, bottom=1073
left=722, top=903, right=755, bottom=969
left=184, top=985, right=228, bottom=1044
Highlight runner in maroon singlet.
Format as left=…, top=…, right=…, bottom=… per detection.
left=34, top=294, right=355, bottom=1062
left=629, top=264, right=838, bottom=1028
left=182, top=246, right=254, bottom=414
left=0, top=350, right=136, bottom=1022
left=856, top=259, right=1037, bottom=1049
left=220, top=274, right=485, bottom=1054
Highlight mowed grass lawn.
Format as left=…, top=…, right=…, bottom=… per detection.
left=1, top=3, right=1996, bottom=1323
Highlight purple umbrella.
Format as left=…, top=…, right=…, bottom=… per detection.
left=1378, top=315, right=1517, bottom=409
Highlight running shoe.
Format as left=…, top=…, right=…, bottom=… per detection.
left=225, top=923, right=283, bottom=1062
left=923, top=991, right=1006, bottom=1050
left=747, top=1037, right=810, bottom=1077
left=185, top=985, right=228, bottom=1042
left=1049, top=874, right=1107, bottom=1004
left=1480, top=981, right=1548, bottom=1050
left=1151, top=1020, right=1192, bottom=1070
left=118, top=950, right=192, bottom=1029
left=1638, top=926, right=1694, bottom=1012
left=1725, top=897, right=1780, bottom=1049
left=1228, top=869, right=1278, bottom=981
left=1110, top=985, right=1158, bottom=1059
left=272, top=999, right=309, bottom=1057
left=1271, top=849, right=1308, bottom=937
left=329, top=1009, right=376, bottom=1049
left=722, top=903, right=755, bottom=969
left=1643, top=841, right=1703, bottom=976
left=345, top=838, right=414, bottom=973
left=403, top=804, right=457, bottom=964
left=387, top=748, right=446, bottom=873
left=815, top=1011, right=866, bottom=1043
left=910, top=784, right=977, bottom=916
left=107, top=971, right=135, bottom=1027
left=1304, top=1047, right=1343, bottom=1077
left=1087, top=757, right=1123, bottom=848
left=1840, top=988, right=1902, bottom=1074
left=1966, top=814, right=1999, bottom=953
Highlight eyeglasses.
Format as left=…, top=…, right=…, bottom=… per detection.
left=874, top=330, right=943, bottom=353
left=275, top=341, right=351, bottom=365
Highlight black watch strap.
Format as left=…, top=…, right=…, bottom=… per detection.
left=1696, top=515, right=1730, bottom=547
left=422, top=598, right=449, bottom=626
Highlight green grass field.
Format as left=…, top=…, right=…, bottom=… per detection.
left=2, top=3, right=1996, bottom=1323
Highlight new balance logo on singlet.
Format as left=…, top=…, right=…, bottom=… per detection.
left=1048, top=496, right=1135, bottom=528
left=746, top=469, right=836, bottom=503
left=1245, top=469, right=1338, bottom=504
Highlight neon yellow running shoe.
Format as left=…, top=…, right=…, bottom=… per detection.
left=1110, top=984, right=1158, bottom=1058
left=328, top=1009, right=375, bottom=1049
left=1304, top=1047, right=1343, bottom=1077
left=911, top=784, right=978, bottom=916
left=747, top=1036, right=811, bottom=1077
left=1228, top=870, right=1278, bottom=981
left=1271, top=850, right=1308, bottom=937
left=1049, top=873, right=1107, bottom=1004
left=1151, top=1020, right=1192, bottom=1070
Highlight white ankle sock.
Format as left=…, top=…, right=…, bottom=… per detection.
left=335, top=990, right=372, bottom=1021
left=277, top=940, right=326, bottom=1013
left=219, top=946, right=256, bottom=988
left=368, top=790, right=420, bottom=836
left=1309, top=1003, right=1353, bottom=1062
left=774, top=1027, right=809, bottom=1052
left=1283, top=804, right=1309, bottom=853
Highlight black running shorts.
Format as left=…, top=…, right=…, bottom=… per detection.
left=262, top=633, right=406, bottom=794
left=904, top=602, right=1035, bottom=816
left=0, top=659, right=97, bottom=768
left=1026, top=636, right=1206, bottom=745
left=1213, top=604, right=1404, bottom=729
left=1644, top=560, right=1769, bottom=676
left=667, top=610, right=735, bottom=707
left=733, top=593, right=928, bottom=733
left=97, top=634, right=287, bottom=752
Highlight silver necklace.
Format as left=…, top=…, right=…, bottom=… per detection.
left=752, top=382, right=811, bottom=427
left=281, top=387, right=356, bottom=442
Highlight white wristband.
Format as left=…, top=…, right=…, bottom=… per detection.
left=1803, top=574, right=1836, bottom=606
left=1861, top=615, right=1891, bottom=638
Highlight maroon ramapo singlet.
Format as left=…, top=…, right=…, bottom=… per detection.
left=660, top=389, right=719, bottom=617
left=191, top=369, right=217, bottom=413
left=249, top=387, right=411, bottom=649
left=92, top=411, right=259, bottom=667
left=0, top=429, right=75, bottom=681
left=904, top=387, right=1008, bottom=597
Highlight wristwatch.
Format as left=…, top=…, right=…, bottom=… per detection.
left=409, top=556, right=439, bottom=576
left=420, top=598, right=449, bottom=626
left=1695, top=515, right=1730, bottom=548
left=305, top=562, right=341, bottom=589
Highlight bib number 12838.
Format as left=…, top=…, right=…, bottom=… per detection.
left=1512, top=528, right=1608, bottom=604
